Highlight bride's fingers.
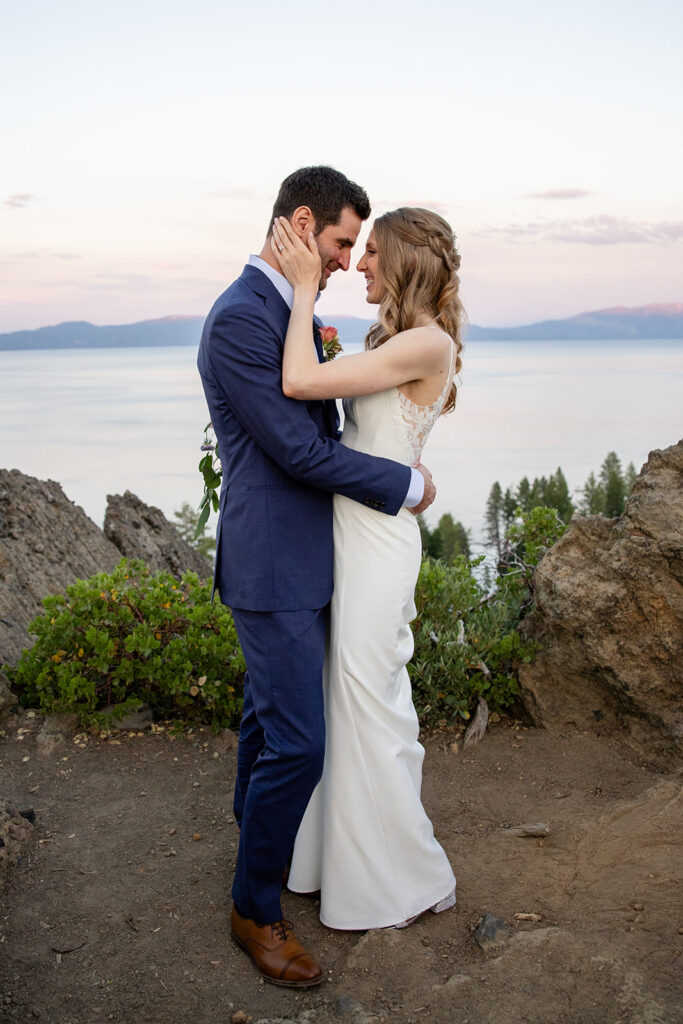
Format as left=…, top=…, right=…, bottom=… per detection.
left=276, top=217, right=310, bottom=255
left=272, top=220, right=288, bottom=252
left=276, top=216, right=299, bottom=245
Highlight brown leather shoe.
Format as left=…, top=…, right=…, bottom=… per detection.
left=230, top=907, right=323, bottom=988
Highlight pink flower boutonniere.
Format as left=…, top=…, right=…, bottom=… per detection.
left=319, top=325, right=343, bottom=361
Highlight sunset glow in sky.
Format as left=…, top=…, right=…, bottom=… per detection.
left=2, top=0, right=682, bottom=332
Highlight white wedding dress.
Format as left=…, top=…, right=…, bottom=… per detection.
left=287, top=332, right=457, bottom=930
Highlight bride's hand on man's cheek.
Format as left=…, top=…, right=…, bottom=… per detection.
left=271, top=217, right=321, bottom=290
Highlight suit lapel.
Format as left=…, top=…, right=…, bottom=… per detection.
left=241, top=266, right=338, bottom=438
left=313, top=320, right=339, bottom=439
left=240, top=264, right=291, bottom=336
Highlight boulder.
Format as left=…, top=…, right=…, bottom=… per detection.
left=0, top=470, right=120, bottom=666
left=104, top=490, right=210, bottom=579
left=0, top=669, right=17, bottom=719
left=35, top=713, right=80, bottom=757
left=0, top=798, right=35, bottom=881
left=0, top=472, right=212, bottom=668
left=519, top=440, right=683, bottom=763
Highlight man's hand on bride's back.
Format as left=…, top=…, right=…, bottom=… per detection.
left=271, top=217, right=321, bottom=292
left=409, top=463, right=436, bottom=516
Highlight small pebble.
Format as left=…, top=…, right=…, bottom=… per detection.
left=192, top=833, right=202, bottom=842
left=632, top=902, right=644, bottom=912
left=634, top=914, right=644, bottom=924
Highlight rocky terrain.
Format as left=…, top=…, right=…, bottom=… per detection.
left=520, top=440, right=682, bottom=767
left=0, top=710, right=680, bottom=1024
left=0, top=443, right=681, bottom=1023
left=0, top=471, right=209, bottom=665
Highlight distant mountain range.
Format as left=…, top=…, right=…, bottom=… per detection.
left=1, top=304, right=681, bottom=351
left=467, top=303, right=683, bottom=341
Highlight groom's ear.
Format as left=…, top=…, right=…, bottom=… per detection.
left=290, top=205, right=316, bottom=239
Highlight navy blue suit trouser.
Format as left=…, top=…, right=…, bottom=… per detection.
left=230, top=606, right=327, bottom=924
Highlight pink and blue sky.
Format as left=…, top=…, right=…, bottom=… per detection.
left=2, top=0, right=682, bottom=332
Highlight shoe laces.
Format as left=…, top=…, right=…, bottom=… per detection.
left=272, top=919, right=293, bottom=942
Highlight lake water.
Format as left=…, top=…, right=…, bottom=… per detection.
left=0, top=339, right=681, bottom=551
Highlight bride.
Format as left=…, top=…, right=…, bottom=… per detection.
left=272, top=207, right=463, bottom=930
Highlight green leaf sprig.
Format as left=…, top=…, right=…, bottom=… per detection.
left=195, top=422, right=222, bottom=541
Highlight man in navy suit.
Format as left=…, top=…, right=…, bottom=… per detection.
left=197, top=167, right=434, bottom=987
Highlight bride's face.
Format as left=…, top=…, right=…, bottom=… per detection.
left=356, top=229, right=385, bottom=304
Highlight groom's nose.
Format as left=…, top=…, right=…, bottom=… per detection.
left=337, top=249, right=351, bottom=271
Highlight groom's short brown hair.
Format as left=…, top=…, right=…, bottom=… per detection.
left=269, top=166, right=371, bottom=236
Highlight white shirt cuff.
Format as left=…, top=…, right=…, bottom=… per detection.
left=403, top=468, right=425, bottom=509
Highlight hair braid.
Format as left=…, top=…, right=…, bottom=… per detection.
left=365, top=208, right=465, bottom=412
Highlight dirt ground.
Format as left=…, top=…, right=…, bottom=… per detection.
left=0, top=709, right=681, bottom=1024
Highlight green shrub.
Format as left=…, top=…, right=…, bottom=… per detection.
left=503, top=504, right=568, bottom=571
left=7, top=506, right=566, bottom=732
left=411, top=555, right=530, bottom=723
left=7, top=559, right=245, bottom=729
left=410, top=506, right=566, bottom=725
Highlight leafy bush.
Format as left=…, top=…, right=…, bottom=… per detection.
left=7, top=506, right=566, bottom=732
left=7, top=559, right=245, bottom=729
left=502, top=504, right=568, bottom=572
left=410, top=506, right=567, bottom=725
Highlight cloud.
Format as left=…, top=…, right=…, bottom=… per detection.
left=474, top=215, right=683, bottom=246
left=401, top=199, right=451, bottom=217
left=206, top=187, right=257, bottom=201
left=374, top=197, right=451, bottom=217
left=527, top=189, right=594, bottom=200
left=5, top=193, right=35, bottom=208
left=7, top=249, right=80, bottom=260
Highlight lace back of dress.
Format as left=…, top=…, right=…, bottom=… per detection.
left=394, top=336, right=456, bottom=466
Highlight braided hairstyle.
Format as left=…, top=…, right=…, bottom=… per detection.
left=365, top=208, right=465, bottom=413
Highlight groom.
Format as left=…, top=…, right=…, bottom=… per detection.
left=197, top=166, right=435, bottom=987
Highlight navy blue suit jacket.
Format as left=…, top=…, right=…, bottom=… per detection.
left=197, top=264, right=411, bottom=611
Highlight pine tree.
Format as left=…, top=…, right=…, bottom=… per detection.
left=174, top=502, right=216, bottom=559
left=416, top=513, right=432, bottom=554
left=530, top=476, right=547, bottom=508
left=437, top=514, right=471, bottom=561
left=502, top=487, right=517, bottom=527
left=516, top=476, right=532, bottom=513
left=420, top=513, right=471, bottom=561
left=545, top=468, right=574, bottom=522
left=485, top=482, right=504, bottom=557
left=580, top=471, right=606, bottom=514
left=600, top=452, right=626, bottom=516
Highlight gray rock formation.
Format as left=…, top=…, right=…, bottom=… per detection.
left=519, top=440, right=683, bottom=763
left=0, top=472, right=211, bottom=667
left=104, top=490, right=210, bottom=579
left=0, top=669, right=17, bottom=719
left=0, top=799, right=35, bottom=881
left=0, top=471, right=121, bottom=665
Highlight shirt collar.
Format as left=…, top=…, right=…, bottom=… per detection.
left=248, top=254, right=321, bottom=310
left=248, top=255, right=294, bottom=309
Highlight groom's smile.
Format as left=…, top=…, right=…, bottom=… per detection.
left=313, top=206, right=362, bottom=290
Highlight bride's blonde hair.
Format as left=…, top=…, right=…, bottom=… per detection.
left=365, top=207, right=465, bottom=413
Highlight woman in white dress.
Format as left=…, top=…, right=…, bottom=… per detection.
left=271, top=207, right=463, bottom=930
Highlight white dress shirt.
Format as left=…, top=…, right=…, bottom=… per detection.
left=247, top=255, right=424, bottom=509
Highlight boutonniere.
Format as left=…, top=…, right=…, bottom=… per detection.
left=319, top=325, right=343, bottom=361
